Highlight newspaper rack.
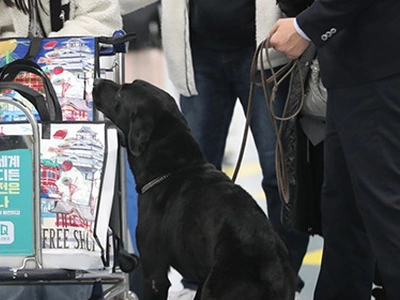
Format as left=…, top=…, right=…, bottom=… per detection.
left=0, top=32, right=138, bottom=300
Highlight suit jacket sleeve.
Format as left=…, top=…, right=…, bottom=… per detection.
left=296, top=0, right=376, bottom=47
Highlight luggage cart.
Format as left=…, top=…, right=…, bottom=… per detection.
left=0, top=31, right=139, bottom=300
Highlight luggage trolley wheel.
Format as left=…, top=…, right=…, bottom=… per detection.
left=118, top=249, right=140, bottom=273
left=126, top=290, right=140, bottom=300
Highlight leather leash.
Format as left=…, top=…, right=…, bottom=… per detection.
left=231, top=37, right=305, bottom=205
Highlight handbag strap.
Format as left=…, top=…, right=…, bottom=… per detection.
left=50, top=0, right=63, bottom=32
left=24, top=37, right=42, bottom=60
left=0, top=81, right=51, bottom=122
left=50, top=0, right=70, bottom=32
left=0, top=59, right=63, bottom=121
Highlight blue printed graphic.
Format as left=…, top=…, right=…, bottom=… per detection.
left=0, top=149, right=34, bottom=256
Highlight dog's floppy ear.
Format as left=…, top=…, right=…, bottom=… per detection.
left=127, top=115, right=154, bottom=156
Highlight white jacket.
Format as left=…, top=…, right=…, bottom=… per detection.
left=121, top=0, right=289, bottom=96
left=0, top=0, right=122, bottom=38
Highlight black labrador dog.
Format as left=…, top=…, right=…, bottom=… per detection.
left=92, top=79, right=295, bottom=300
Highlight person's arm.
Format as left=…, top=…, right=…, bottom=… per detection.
left=49, top=0, right=122, bottom=37
left=297, top=0, right=376, bottom=47
left=268, top=0, right=377, bottom=58
left=119, top=0, right=159, bottom=16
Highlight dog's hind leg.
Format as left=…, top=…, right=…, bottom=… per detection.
left=193, top=284, right=204, bottom=300
left=198, top=266, right=271, bottom=300
left=200, top=279, right=267, bottom=300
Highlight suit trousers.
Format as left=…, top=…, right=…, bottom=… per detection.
left=314, top=73, right=400, bottom=300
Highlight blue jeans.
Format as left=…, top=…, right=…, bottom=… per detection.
left=180, top=43, right=309, bottom=289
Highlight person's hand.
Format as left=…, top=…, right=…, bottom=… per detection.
left=268, top=18, right=310, bottom=60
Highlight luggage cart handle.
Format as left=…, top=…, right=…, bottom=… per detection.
left=98, top=30, right=136, bottom=55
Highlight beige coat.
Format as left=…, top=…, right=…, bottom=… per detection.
left=0, top=0, right=122, bottom=38
left=120, top=0, right=288, bottom=96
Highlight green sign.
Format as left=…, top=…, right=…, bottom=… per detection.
left=0, top=149, right=34, bottom=256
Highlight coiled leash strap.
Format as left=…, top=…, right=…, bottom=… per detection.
left=231, top=37, right=305, bottom=205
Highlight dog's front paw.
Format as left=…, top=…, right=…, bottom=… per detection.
left=151, top=279, right=159, bottom=293
left=144, top=278, right=170, bottom=300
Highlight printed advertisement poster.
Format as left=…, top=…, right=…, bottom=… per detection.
left=0, top=149, right=33, bottom=256
left=0, top=123, right=117, bottom=270
left=0, top=37, right=96, bottom=122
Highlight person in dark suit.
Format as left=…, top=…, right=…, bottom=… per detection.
left=267, top=0, right=400, bottom=299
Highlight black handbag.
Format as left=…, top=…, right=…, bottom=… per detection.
left=276, top=45, right=324, bottom=236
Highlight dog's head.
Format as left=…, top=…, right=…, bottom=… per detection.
left=92, top=79, right=189, bottom=157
